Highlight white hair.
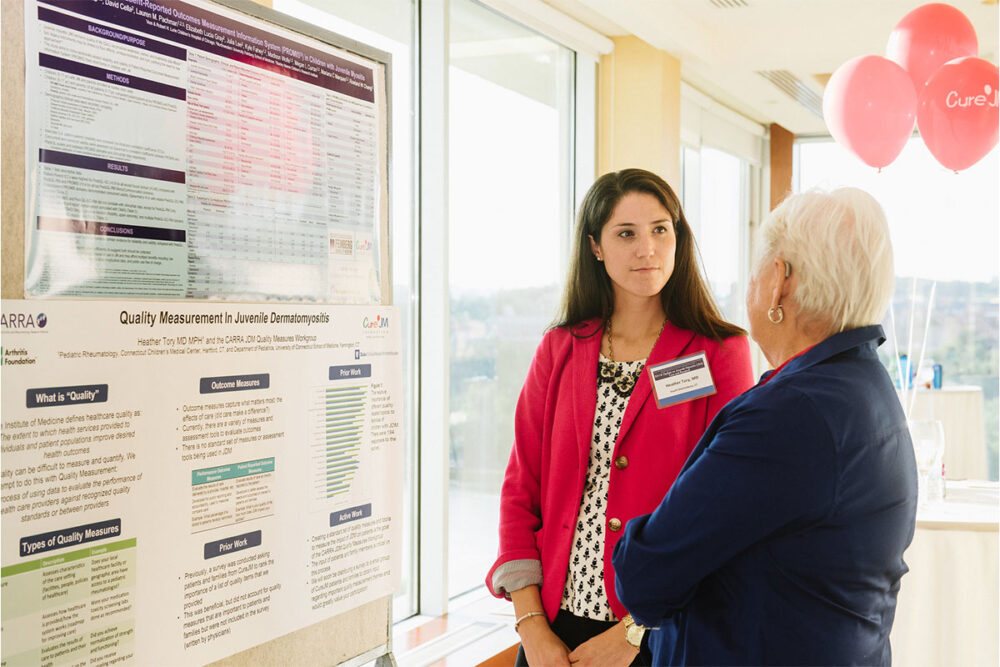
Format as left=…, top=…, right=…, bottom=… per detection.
left=754, top=187, right=895, bottom=335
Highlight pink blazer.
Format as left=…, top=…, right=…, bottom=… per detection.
left=486, top=318, right=754, bottom=620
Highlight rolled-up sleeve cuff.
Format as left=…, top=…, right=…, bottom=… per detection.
left=491, top=559, right=542, bottom=599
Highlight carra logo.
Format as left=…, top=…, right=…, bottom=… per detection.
left=1, top=312, right=47, bottom=329
left=362, top=314, right=389, bottom=329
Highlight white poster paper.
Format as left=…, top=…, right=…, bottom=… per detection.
left=0, top=300, right=402, bottom=665
left=24, top=0, right=384, bottom=303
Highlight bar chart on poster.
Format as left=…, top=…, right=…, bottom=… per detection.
left=312, top=381, right=369, bottom=503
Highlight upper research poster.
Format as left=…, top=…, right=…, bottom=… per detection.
left=23, top=0, right=386, bottom=303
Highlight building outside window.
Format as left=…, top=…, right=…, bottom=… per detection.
left=681, top=145, right=752, bottom=329
left=447, top=0, right=575, bottom=598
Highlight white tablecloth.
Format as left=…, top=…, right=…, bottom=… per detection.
left=890, top=481, right=999, bottom=666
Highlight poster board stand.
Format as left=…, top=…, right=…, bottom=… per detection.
left=1, top=0, right=400, bottom=664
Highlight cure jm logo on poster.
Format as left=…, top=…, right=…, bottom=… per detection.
left=1, top=312, right=47, bottom=330
left=362, top=314, right=389, bottom=329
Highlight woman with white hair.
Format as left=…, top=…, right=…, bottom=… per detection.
left=612, top=187, right=919, bottom=666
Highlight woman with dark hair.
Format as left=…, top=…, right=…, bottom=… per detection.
left=486, top=169, right=754, bottom=666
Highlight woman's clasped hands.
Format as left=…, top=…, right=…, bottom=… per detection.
left=518, top=616, right=638, bottom=667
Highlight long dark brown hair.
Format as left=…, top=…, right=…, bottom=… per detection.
left=552, top=168, right=745, bottom=341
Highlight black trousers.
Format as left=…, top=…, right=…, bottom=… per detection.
left=514, top=610, right=653, bottom=666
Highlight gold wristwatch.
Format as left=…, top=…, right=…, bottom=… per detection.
left=622, top=614, right=645, bottom=649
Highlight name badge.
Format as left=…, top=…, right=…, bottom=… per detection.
left=648, top=351, right=716, bottom=408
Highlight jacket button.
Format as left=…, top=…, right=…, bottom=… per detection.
left=615, top=456, right=629, bottom=469
left=609, top=518, right=622, bottom=531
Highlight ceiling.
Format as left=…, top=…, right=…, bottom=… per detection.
left=543, top=0, right=999, bottom=135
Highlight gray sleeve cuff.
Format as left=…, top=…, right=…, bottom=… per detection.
left=492, top=559, right=543, bottom=599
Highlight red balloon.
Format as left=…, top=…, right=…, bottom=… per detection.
left=917, top=57, right=999, bottom=171
left=887, top=3, right=978, bottom=89
left=823, top=55, right=917, bottom=169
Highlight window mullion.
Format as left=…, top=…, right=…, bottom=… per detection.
left=417, top=0, right=451, bottom=618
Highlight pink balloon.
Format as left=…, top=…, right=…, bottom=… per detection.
left=823, top=55, right=917, bottom=169
left=917, top=57, right=999, bottom=171
left=887, top=3, right=978, bottom=89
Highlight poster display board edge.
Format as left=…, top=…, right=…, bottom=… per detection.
left=3, top=0, right=400, bottom=664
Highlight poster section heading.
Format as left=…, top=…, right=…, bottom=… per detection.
left=20, top=518, right=122, bottom=557
left=37, top=5, right=187, bottom=59
left=2, top=536, right=136, bottom=579
left=39, top=0, right=374, bottom=100
left=27, top=384, right=109, bottom=408
left=36, top=54, right=188, bottom=101
left=200, top=374, right=269, bottom=394
left=330, top=503, right=371, bottom=527
left=204, top=530, right=261, bottom=560
left=38, top=149, right=187, bottom=184
left=329, top=365, right=371, bottom=381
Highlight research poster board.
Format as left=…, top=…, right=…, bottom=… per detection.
left=22, top=0, right=387, bottom=304
left=0, top=300, right=403, bottom=665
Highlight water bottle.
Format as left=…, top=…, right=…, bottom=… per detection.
left=898, top=354, right=913, bottom=390
left=926, top=461, right=946, bottom=503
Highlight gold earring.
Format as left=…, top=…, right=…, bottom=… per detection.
left=768, top=305, right=784, bottom=324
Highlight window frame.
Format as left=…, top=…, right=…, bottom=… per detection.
left=680, top=144, right=757, bottom=330
left=679, top=87, right=765, bottom=372
left=415, top=0, right=601, bottom=618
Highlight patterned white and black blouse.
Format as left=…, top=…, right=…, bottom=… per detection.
left=560, top=353, right=646, bottom=621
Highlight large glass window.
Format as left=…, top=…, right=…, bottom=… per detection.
left=797, top=138, right=999, bottom=481
left=447, top=0, right=575, bottom=597
left=273, top=0, right=418, bottom=618
left=277, top=0, right=590, bottom=617
left=681, top=146, right=752, bottom=328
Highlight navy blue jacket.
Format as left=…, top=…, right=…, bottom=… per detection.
left=613, top=325, right=918, bottom=666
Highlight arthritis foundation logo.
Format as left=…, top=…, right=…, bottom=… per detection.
left=945, top=84, right=998, bottom=108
